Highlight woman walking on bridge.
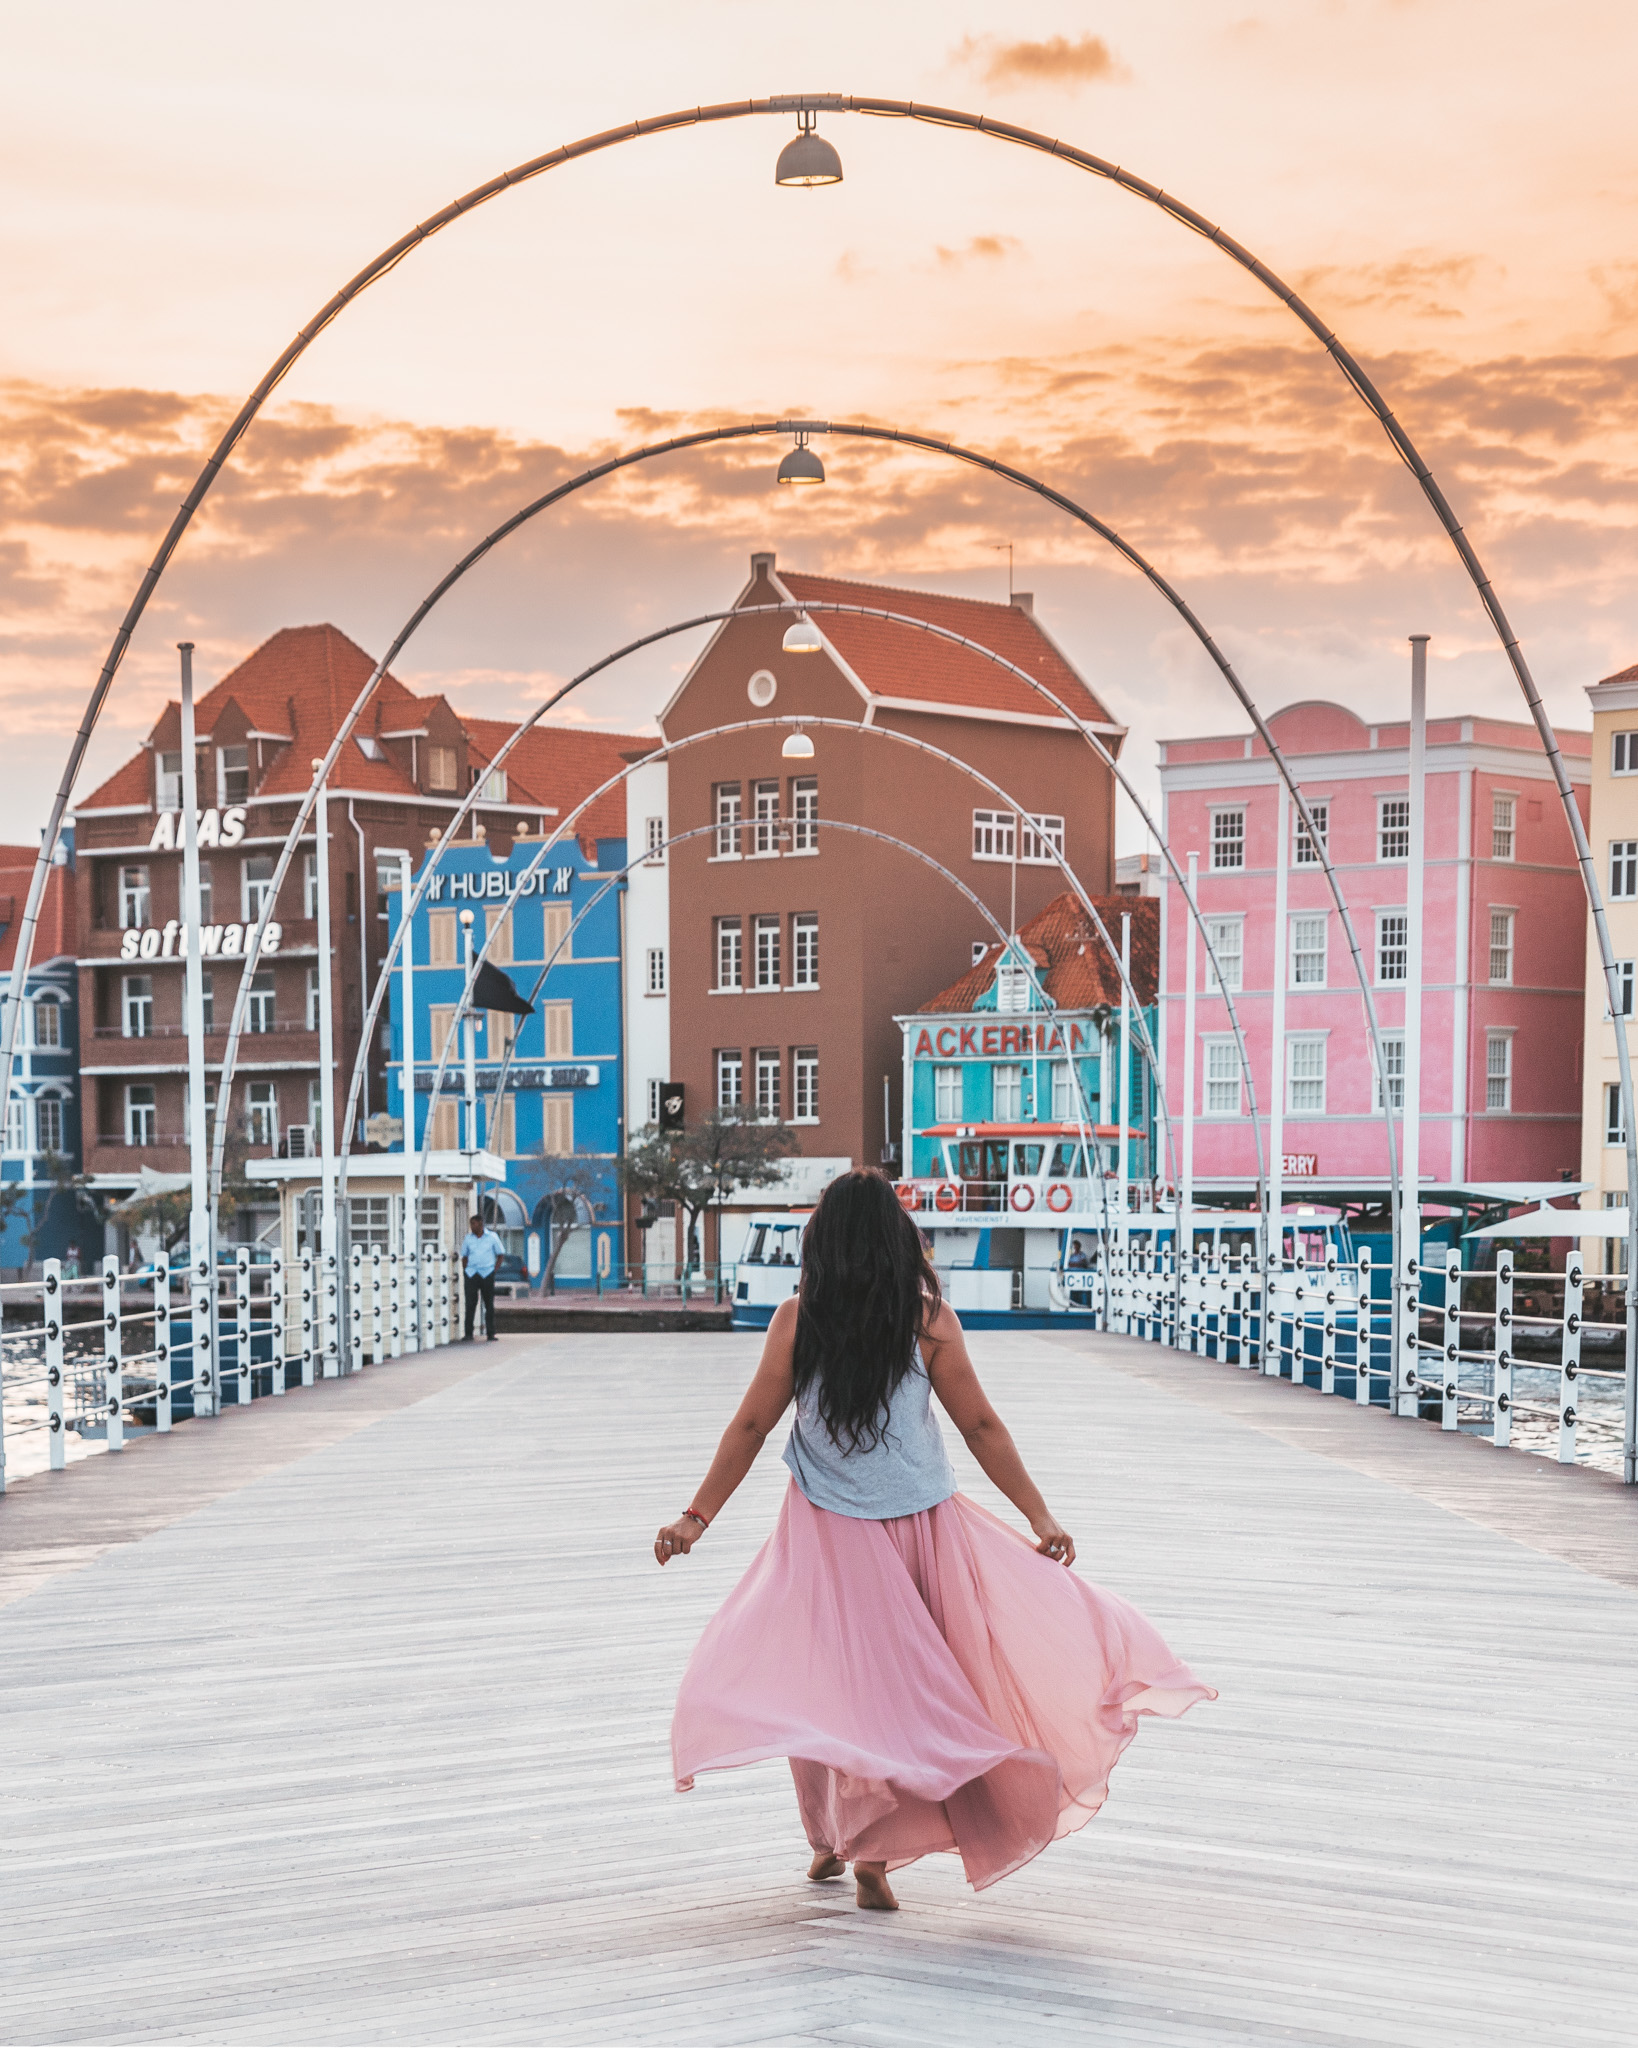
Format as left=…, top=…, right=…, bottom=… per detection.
left=655, top=1168, right=1213, bottom=1910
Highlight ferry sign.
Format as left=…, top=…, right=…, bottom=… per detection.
left=1282, top=1153, right=1318, bottom=1177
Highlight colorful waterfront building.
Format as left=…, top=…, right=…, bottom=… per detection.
left=0, top=839, right=83, bottom=1275
left=897, top=891, right=1160, bottom=1184
left=1577, top=659, right=1638, bottom=1266
left=1160, top=700, right=1591, bottom=1199
left=384, top=817, right=627, bottom=1287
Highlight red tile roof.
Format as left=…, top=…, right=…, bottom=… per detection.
left=77, top=626, right=649, bottom=846
left=1597, top=661, right=1638, bottom=686
left=776, top=571, right=1112, bottom=727
left=0, top=855, right=75, bottom=969
left=920, top=892, right=1158, bottom=1013
left=461, top=718, right=652, bottom=850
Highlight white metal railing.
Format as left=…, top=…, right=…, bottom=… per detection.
left=1068, top=1238, right=1626, bottom=1468
left=0, top=1243, right=461, bottom=1493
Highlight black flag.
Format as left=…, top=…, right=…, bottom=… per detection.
left=659, top=1082, right=685, bottom=1133
left=471, top=960, right=535, bottom=1016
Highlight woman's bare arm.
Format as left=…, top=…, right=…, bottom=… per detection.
left=654, top=1296, right=797, bottom=1565
left=922, top=1301, right=1075, bottom=1565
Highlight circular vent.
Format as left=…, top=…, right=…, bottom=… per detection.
left=747, top=670, right=778, bottom=707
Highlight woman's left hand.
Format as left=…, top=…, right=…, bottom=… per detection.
left=654, top=1516, right=705, bottom=1566
left=1031, top=1515, right=1075, bottom=1567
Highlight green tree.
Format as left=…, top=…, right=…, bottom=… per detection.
left=619, top=1109, right=799, bottom=1275
left=112, top=1125, right=257, bottom=1256
left=527, top=1148, right=614, bottom=1294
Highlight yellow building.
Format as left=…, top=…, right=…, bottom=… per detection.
left=1581, top=661, right=1638, bottom=1263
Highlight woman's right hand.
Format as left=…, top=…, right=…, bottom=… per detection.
left=654, top=1516, right=706, bottom=1566
left=1031, top=1514, right=1075, bottom=1567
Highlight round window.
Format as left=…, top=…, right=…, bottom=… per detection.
left=747, top=670, right=778, bottom=707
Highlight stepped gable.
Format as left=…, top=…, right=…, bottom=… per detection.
left=920, top=891, right=1158, bottom=1013
left=461, top=717, right=654, bottom=852
left=777, top=570, right=1111, bottom=726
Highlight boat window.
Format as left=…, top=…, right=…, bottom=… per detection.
left=957, top=1140, right=1008, bottom=1181
left=1048, top=1141, right=1084, bottom=1178
left=770, top=1227, right=800, bottom=1266
left=745, top=1226, right=767, bottom=1265
left=1012, top=1143, right=1045, bottom=1176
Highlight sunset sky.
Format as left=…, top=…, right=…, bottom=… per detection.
left=4, top=1, right=1635, bottom=848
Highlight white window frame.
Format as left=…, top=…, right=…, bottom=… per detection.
left=1293, top=801, right=1329, bottom=867
left=478, top=766, right=507, bottom=802
left=645, top=946, right=666, bottom=996
left=245, top=1079, right=278, bottom=1148
left=972, top=809, right=1016, bottom=862
left=1485, top=1031, right=1513, bottom=1113
left=1203, top=1037, right=1241, bottom=1117
left=753, top=1048, right=781, bottom=1121
left=1612, top=841, right=1638, bottom=901
left=31, top=996, right=62, bottom=1049
left=713, top=783, right=742, bottom=860
left=305, top=966, right=320, bottom=1032
left=1376, top=911, right=1408, bottom=985
left=1491, top=793, right=1516, bottom=862
left=217, top=744, right=249, bottom=808
left=1204, top=915, right=1244, bottom=994
left=122, top=975, right=153, bottom=1039
left=992, top=1063, right=1023, bottom=1121
left=1210, top=807, right=1245, bottom=872
left=934, top=1064, right=962, bottom=1122
left=791, top=914, right=818, bottom=988
left=1606, top=1082, right=1627, bottom=1148
left=793, top=1048, right=819, bottom=1123
left=1289, top=912, right=1327, bottom=988
left=118, top=865, right=150, bottom=930
left=242, top=855, right=275, bottom=923
left=713, top=917, right=743, bottom=992
left=4, top=1098, right=24, bottom=1155
left=1614, top=731, right=1638, bottom=776
left=34, top=1094, right=64, bottom=1156
left=1050, top=1060, right=1074, bottom=1120
left=751, top=780, right=780, bottom=858
left=753, top=914, right=781, bottom=989
left=245, top=970, right=276, bottom=1034
left=1019, top=814, right=1065, bottom=865
left=647, top=1077, right=663, bottom=1125
left=1488, top=909, right=1515, bottom=986
left=1606, top=960, right=1635, bottom=1020
left=1286, top=1035, right=1327, bottom=1115
left=644, top=815, right=665, bottom=864
left=1378, top=796, right=1410, bottom=863
left=1374, top=1032, right=1406, bottom=1113
left=994, top=961, right=1030, bottom=1012
left=156, top=750, right=183, bottom=812
left=715, top=1049, right=743, bottom=1110
left=303, top=852, right=319, bottom=920
left=124, top=1082, right=157, bottom=1147
left=789, top=776, right=818, bottom=855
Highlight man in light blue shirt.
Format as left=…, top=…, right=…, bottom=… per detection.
left=461, top=1213, right=505, bottom=1342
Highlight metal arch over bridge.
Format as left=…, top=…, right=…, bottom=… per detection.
left=3, top=91, right=1630, bottom=1474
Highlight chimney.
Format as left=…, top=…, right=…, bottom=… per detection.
left=1010, top=591, right=1034, bottom=615
left=751, top=551, right=776, bottom=580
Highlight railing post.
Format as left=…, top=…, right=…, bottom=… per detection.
left=1559, top=1247, right=1583, bottom=1464
left=233, top=1246, right=252, bottom=1406
left=153, top=1251, right=172, bottom=1432
left=102, top=1254, right=124, bottom=1450
left=388, top=1244, right=403, bottom=1359
left=369, top=1245, right=383, bottom=1365
left=1292, top=1243, right=1309, bottom=1387
left=299, top=1245, right=316, bottom=1387
left=192, top=1235, right=215, bottom=1418
left=441, top=1248, right=454, bottom=1345
left=322, top=1241, right=340, bottom=1379
left=1441, top=1251, right=1461, bottom=1431
left=350, top=1247, right=366, bottom=1371
left=1355, top=1247, right=1373, bottom=1403
left=1322, top=1246, right=1338, bottom=1396
left=1493, top=1250, right=1514, bottom=1448
left=401, top=1232, right=418, bottom=1355
left=1397, top=1238, right=1422, bottom=1419
left=1243, top=1246, right=1259, bottom=1368
left=44, top=1258, right=64, bottom=1470
left=270, top=1250, right=286, bottom=1395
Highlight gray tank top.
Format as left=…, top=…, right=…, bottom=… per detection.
left=782, top=1342, right=956, bottom=1520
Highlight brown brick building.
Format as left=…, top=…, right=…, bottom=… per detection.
left=73, top=623, right=637, bottom=1232
left=638, top=555, right=1125, bottom=1250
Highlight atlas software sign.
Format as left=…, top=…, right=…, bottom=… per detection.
left=119, top=920, right=282, bottom=960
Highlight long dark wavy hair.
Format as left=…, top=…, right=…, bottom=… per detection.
left=791, top=1169, right=943, bottom=1452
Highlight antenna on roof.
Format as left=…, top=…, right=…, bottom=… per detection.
left=989, top=542, right=1013, bottom=603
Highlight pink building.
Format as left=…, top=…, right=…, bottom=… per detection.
left=1158, top=701, right=1591, bottom=1196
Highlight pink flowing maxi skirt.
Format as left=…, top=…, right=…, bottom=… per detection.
left=672, top=1481, right=1215, bottom=1892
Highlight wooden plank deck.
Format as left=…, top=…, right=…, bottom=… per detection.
left=1, top=1329, right=1634, bottom=2046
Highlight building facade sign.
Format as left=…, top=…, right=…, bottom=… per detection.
left=146, top=807, right=248, bottom=850
left=425, top=867, right=577, bottom=900
left=910, top=1020, right=1095, bottom=1059
left=415, top=1064, right=602, bottom=1095
left=118, top=921, right=282, bottom=960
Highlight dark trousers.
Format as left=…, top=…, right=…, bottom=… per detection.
left=463, top=1270, right=497, bottom=1339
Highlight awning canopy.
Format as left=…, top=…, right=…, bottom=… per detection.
left=1464, top=1205, right=1630, bottom=1239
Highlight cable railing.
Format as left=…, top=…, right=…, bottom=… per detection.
left=0, top=1242, right=460, bottom=1492
left=1066, top=1238, right=1627, bottom=1471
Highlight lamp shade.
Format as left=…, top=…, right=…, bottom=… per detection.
left=781, top=728, right=816, bottom=759
left=782, top=615, right=823, bottom=654
left=776, top=443, right=826, bottom=486
left=774, top=128, right=843, bottom=187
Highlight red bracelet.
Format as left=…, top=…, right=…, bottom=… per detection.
left=682, top=1505, right=711, bottom=1529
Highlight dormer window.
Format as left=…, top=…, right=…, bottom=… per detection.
left=355, top=735, right=386, bottom=763
left=427, top=745, right=457, bottom=792
left=479, top=766, right=507, bottom=802
left=218, top=744, right=249, bottom=806
left=157, top=751, right=182, bottom=810
left=995, top=961, right=1030, bottom=1012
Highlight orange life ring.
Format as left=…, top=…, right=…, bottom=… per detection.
left=934, top=1183, right=960, bottom=1213
left=1045, top=1182, right=1074, bottom=1213
left=1009, top=1183, right=1035, bottom=1213
left=896, top=1182, right=918, bottom=1210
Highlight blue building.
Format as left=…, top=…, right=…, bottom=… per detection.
left=385, top=826, right=626, bottom=1287
left=896, top=892, right=1160, bottom=1189
left=0, top=837, right=86, bottom=1276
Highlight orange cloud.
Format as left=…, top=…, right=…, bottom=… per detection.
left=954, top=34, right=1129, bottom=88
